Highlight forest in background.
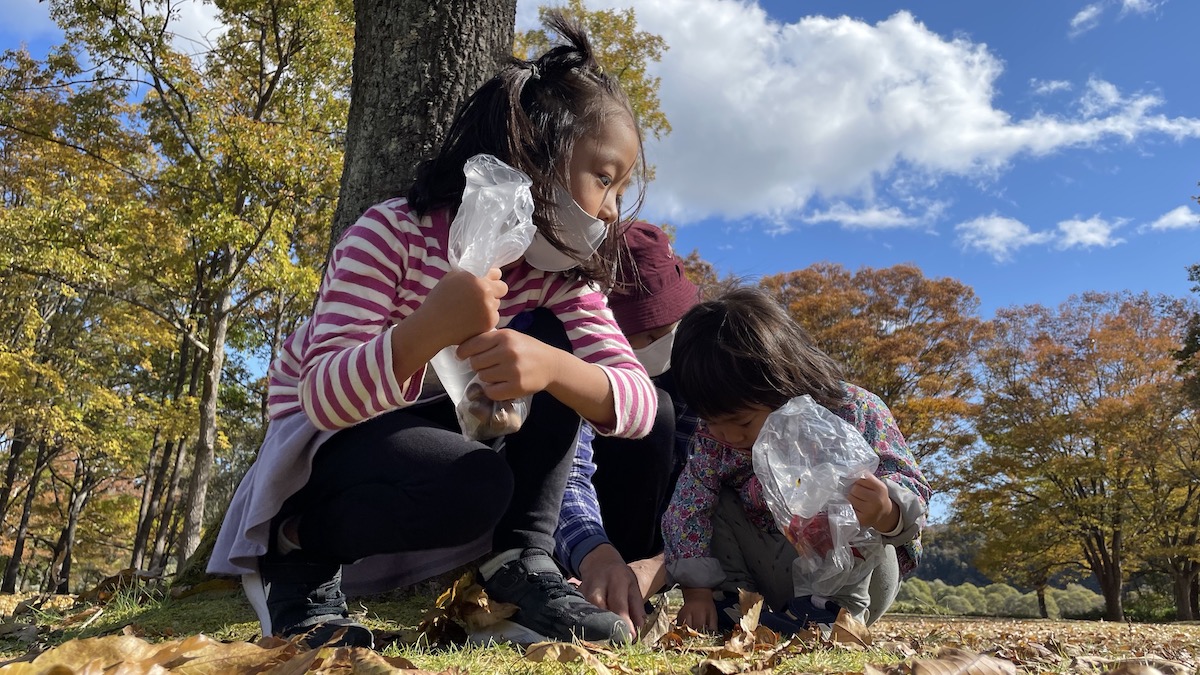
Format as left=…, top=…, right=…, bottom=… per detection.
left=1, top=0, right=1198, bottom=625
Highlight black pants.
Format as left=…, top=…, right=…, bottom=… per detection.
left=590, top=387, right=679, bottom=562
left=278, top=309, right=581, bottom=563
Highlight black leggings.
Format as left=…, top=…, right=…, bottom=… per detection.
left=590, top=387, right=679, bottom=562
left=278, top=309, right=581, bottom=563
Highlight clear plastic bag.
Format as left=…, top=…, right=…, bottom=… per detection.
left=428, top=154, right=537, bottom=441
left=751, top=395, right=884, bottom=596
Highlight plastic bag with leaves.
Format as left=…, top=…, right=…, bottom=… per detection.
left=751, top=395, right=885, bottom=597
left=428, top=154, right=537, bottom=441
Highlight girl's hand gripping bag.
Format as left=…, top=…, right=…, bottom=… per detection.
left=751, top=395, right=885, bottom=596
left=428, top=154, right=537, bottom=441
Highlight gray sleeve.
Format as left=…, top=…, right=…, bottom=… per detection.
left=878, top=478, right=927, bottom=547
left=666, top=556, right=726, bottom=589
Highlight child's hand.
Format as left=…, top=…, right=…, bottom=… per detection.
left=848, top=474, right=900, bottom=533
left=457, top=329, right=562, bottom=400
left=677, top=588, right=718, bottom=632
left=419, top=268, right=507, bottom=349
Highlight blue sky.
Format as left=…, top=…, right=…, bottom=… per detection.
left=520, top=0, right=1200, bottom=317
left=5, top=0, right=1197, bottom=319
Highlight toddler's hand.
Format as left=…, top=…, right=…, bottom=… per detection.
left=677, top=588, right=718, bottom=633
left=457, top=329, right=562, bottom=400
left=419, top=268, right=507, bottom=350
left=848, top=474, right=899, bottom=533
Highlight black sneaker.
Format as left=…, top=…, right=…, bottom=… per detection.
left=713, top=591, right=803, bottom=635
left=481, top=548, right=631, bottom=644
left=243, top=555, right=374, bottom=650
left=780, top=595, right=843, bottom=635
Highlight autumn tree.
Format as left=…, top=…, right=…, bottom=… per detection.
left=759, top=263, right=984, bottom=463
left=958, top=292, right=1196, bottom=620
left=1179, top=263, right=1200, bottom=405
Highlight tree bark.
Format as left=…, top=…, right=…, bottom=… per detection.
left=2, top=441, right=53, bottom=593
left=1174, top=568, right=1198, bottom=621
left=1036, top=586, right=1048, bottom=619
left=330, top=0, right=518, bottom=244
left=49, top=457, right=93, bottom=594
left=0, top=427, right=28, bottom=519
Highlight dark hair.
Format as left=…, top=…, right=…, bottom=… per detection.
left=671, top=286, right=848, bottom=419
left=407, top=10, right=646, bottom=288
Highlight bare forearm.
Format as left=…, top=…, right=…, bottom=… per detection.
left=544, top=349, right=617, bottom=428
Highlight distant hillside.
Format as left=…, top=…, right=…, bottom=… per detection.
left=912, top=523, right=992, bottom=586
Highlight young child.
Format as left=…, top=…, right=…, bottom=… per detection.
left=554, top=221, right=702, bottom=632
left=664, top=287, right=930, bottom=632
left=208, top=13, right=656, bottom=648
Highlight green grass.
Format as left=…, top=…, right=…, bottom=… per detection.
left=4, top=588, right=1198, bottom=673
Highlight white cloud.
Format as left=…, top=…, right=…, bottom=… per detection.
left=797, top=202, right=941, bottom=231
left=166, top=1, right=227, bottom=56
left=1056, top=215, right=1126, bottom=249
left=1141, top=205, right=1198, bottom=231
left=0, top=0, right=223, bottom=57
left=956, top=215, right=1054, bottom=262
left=1069, top=3, right=1107, bottom=36
left=569, top=1, right=1200, bottom=224
left=1120, top=0, right=1162, bottom=15
left=1031, top=78, right=1072, bottom=96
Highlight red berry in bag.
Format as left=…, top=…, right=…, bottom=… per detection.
left=784, top=512, right=834, bottom=558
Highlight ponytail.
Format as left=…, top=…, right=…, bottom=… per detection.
left=407, top=10, right=646, bottom=288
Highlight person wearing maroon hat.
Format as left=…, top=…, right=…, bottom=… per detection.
left=552, top=221, right=702, bottom=633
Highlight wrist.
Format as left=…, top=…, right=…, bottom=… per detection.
left=682, top=587, right=713, bottom=602
left=877, top=500, right=901, bottom=533
left=579, top=542, right=623, bottom=577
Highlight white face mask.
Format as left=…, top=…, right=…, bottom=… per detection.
left=523, top=187, right=608, bottom=272
left=632, top=328, right=676, bottom=377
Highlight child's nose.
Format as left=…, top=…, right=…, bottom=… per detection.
left=598, top=192, right=619, bottom=223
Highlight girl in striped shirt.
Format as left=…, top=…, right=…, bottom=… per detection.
left=210, top=12, right=655, bottom=648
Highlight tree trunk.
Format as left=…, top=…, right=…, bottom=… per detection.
left=330, top=0, right=517, bottom=243
left=132, top=438, right=174, bottom=570
left=2, top=441, right=52, bottom=593
left=1036, top=586, right=1049, bottom=619
left=50, top=458, right=92, bottom=594
left=131, top=431, right=161, bottom=570
left=1097, top=566, right=1124, bottom=621
left=0, top=426, right=28, bottom=519
left=1175, top=569, right=1198, bottom=621
left=178, top=271, right=235, bottom=569
left=151, top=435, right=189, bottom=571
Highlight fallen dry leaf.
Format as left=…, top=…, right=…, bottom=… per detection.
left=829, top=607, right=872, bottom=647
left=737, top=590, right=764, bottom=634
left=692, top=658, right=774, bottom=675
left=870, top=646, right=1018, bottom=675
left=524, top=641, right=612, bottom=674
left=638, top=597, right=673, bottom=647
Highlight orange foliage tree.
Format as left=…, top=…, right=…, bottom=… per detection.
left=959, top=291, right=1196, bottom=620
left=759, top=263, right=985, bottom=463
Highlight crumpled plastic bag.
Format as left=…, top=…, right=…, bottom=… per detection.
left=428, top=154, right=537, bottom=441
left=751, top=395, right=884, bottom=597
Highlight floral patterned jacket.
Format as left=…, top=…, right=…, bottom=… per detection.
left=662, top=383, right=931, bottom=589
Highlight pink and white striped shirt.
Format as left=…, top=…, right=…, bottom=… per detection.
left=266, top=197, right=656, bottom=438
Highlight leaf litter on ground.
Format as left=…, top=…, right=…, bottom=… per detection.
left=3, top=572, right=1200, bottom=674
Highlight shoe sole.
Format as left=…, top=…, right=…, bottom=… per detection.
left=466, top=619, right=549, bottom=647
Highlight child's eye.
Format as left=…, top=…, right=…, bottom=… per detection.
left=598, top=175, right=613, bottom=187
